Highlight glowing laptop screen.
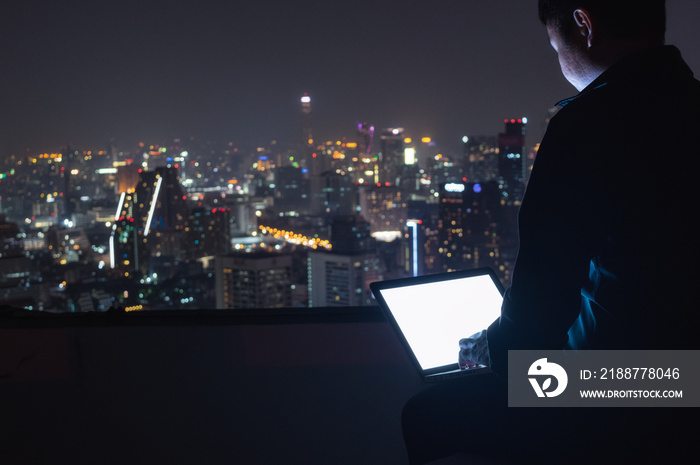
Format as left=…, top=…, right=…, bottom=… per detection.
left=377, top=274, right=502, bottom=370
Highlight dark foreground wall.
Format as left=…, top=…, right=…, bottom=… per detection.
left=1, top=310, right=426, bottom=465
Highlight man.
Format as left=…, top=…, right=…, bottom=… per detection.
left=403, top=1, right=699, bottom=463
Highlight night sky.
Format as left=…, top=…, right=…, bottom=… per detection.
left=2, top=0, right=699, bottom=156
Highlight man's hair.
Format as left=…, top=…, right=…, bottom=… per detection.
left=538, top=0, right=666, bottom=43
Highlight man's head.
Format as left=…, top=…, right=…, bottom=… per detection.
left=538, top=0, right=666, bottom=91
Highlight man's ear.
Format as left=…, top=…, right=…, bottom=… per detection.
left=573, top=9, right=594, bottom=48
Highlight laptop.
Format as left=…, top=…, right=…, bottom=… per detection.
left=370, top=267, right=504, bottom=383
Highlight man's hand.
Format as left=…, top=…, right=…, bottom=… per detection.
left=458, top=330, right=490, bottom=369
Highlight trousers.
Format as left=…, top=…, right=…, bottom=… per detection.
left=401, top=373, right=692, bottom=464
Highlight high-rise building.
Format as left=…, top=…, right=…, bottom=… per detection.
left=110, top=166, right=188, bottom=278
left=300, top=93, right=314, bottom=171
left=307, top=251, right=384, bottom=307
left=186, top=207, right=231, bottom=261
left=404, top=200, right=441, bottom=277
left=274, top=165, right=310, bottom=214
left=330, top=215, right=372, bottom=255
left=0, top=217, right=37, bottom=309
left=498, top=118, right=528, bottom=205
left=462, top=135, right=498, bottom=182
left=137, top=166, right=189, bottom=260
left=437, top=181, right=513, bottom=283
left=358, top=185, right=407, bottom=237
left=215, top=252, right=292, bottom=309
left=309, top=172, right=357, bottom=217
left=379, top=128, right=405, bottom=186
left=404, top=219, right=424, bottom=277
left=307, top=214, right=384, bottom=307
left=110, top=191, right=147, bottom=278
left=356, top=122, right=375, bottom=156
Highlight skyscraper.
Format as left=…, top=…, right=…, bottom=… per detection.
left=215, top=252, right=292, bottom=309
left=274, top=165, right=310, bottom=214
left=462, top=135, right=498, bottom=182
left=309, top=171, right=357, bottom=217
left=307, top=215, right=383, bottom=307
left=356, top=122, right=375, bottom=156
left=437, top=180, right=504, bottom=273
left=358, top=185, right=407, bottom=237
left=109, top=166, right=188, bottom=278
left=379, top=128, right=405, bottom=186
left=186, top=207, right=231, bottom=261
left=300, top=93, right=314, bottom=171
left=498, top=118, right=527, bottom=205
left=0, top=215, right=34, bottom=307
left=329, top=215, right=372, bottom=255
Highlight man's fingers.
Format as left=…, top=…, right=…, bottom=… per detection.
left=458, top=348, right=478, bottom=369
left=458, top=329, right=490, bottom=368
left=459, top=348, right=474, bottom=361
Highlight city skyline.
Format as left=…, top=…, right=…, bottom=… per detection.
left=3, top=1, right=699, bottom=156
left=0, top=109, right=526, bottom=312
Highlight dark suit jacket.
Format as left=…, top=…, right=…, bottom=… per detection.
left=486, top=46, right=700, bottom=376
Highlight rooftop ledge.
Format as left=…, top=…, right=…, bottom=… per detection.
left=0, top=305, right=424, bottom=465
left=0, top=304, right=386, bottom=328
